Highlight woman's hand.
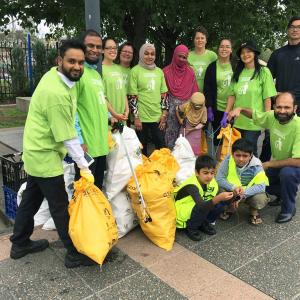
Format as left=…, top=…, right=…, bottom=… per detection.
left=134, top=117, right=142, bottom=131
left=159, top=113, right=167, bottom=130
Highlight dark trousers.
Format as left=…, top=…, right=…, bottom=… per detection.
left=266, top=167, right=300, bottom=214
left=136, top=122, right=165, bottom=156
left=238, top=129, right=261, bottom=157
left=212, top=110, right=224, bottom=146
left=260, top=130, right=271, bottom=162
left=186, top=203, right=225, bottom=230
left=75, top=155, right=106, bottom=190
left=10, top=175, right=76, bottom=253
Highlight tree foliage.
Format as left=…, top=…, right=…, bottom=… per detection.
left=1, top=0, right=300, bottom=65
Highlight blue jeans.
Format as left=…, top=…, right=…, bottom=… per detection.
left=266, top=167, right=300, bottom=214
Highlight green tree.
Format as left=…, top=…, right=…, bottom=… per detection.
left=32, top=40, right=47, bottom=87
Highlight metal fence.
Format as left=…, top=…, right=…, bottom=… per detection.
left=0, top=40, right=57, bottom=102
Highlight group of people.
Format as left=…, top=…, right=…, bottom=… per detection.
left=8, top=15, right=300, bottom=263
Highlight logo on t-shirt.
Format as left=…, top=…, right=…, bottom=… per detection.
left=147, top=78, right=156, bottom=91
left=115, top=78, right=123, bottom=90
left=274, top=137, right=283, bottom=151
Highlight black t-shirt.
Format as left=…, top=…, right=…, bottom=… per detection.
left=267, top=43, right=300, bottom=103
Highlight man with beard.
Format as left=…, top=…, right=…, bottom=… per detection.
left=228, top=92, right=300, bottom=223
left=75, top=30, right=125, bottom=189
left=10, top=40, right=96, bottom=268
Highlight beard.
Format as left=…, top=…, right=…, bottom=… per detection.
left=274, top=111, right=295, bottom=124
left=61, top=65, right=83, bottom=82
left=85, top=56, right=99, bottom=65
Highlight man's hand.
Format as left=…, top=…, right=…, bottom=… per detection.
left=134, top=117, right=142, bottom=131
left=81, top=144, right=88, bottom=153
left=262, top=161, right=272, bottom=170
left=228, top=108, right=241, bottom=122
left=233, top=186, right=244, bottom=197
left=80, top=168, right=94, bottom=183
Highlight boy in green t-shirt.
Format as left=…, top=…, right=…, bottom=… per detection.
left=174, top=155, right=233, bottom=241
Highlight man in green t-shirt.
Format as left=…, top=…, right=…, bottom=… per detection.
left=10, top=40, right=96, bottom=268
left=228, top=92, right=300, bottom=223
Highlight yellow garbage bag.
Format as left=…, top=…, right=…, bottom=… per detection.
left=127, top=148, right=179, bottom=251
left=68, top=178, right=118, bottom=265
left=200, top=129, right=208, bottom=155
left=217, top=124, right=241, bottom=161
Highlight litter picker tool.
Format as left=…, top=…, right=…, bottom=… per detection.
left=112, top=122, right=152, bottom=223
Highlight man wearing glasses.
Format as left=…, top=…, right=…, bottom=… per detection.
left=268, top=16, right=300, bottom=115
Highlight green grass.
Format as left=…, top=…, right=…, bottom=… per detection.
left=0, top=106, right=27, bottom=128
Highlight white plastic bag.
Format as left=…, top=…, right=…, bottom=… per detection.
left=110, top=191, right=139, bottom=238
left=104, top=126, right=142, bottom=200
left=172, top=135, right=196, bottom=185
left=17, top=162, right=75, bottom=229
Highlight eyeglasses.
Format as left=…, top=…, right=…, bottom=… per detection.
left=104, top=46, right=117, bottom=50
left=288, top=25, right=300, bottom=31
left=86, top=44, right=102, bottom=50
left=121, top=50, right=133, bottom=55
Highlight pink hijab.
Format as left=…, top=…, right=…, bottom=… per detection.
left=163, top=45, right=198, bottom=101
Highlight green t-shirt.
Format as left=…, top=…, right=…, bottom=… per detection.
left=229, top=67, right=277, bottom=131
left=216, top=60, right=233, bottom=112
left=119, top=65, right=131, bottom=93
left=102, top=63, right=127, bottom=114
left=76, top=65, right=109, bottom=157
left=129, top=64, right=168, bottom=122
left=253, top=110, right=300, bottom=160
left=23, top=67, right=77, bottom=177
left=188, top=49, right=217, bottom=92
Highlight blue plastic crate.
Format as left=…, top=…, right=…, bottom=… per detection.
left=3, top=185, right=18, bottom=219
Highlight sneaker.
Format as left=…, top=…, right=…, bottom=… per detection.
left=186, top=228, right=202, bottom=241
left=65, top=252, right=98, bottom=268
left=199, top=222, right=217, bottom=235
left=10, top=239, right=49, bottom=259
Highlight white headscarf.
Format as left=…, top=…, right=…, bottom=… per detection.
left=138, top=43, right=156, bottom=70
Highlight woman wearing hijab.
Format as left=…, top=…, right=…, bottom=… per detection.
left=176, top=92, right=207, bottom=156
left=222, top=41, right=277, bottom=156
left=163, top=44, right=199, bottom=149
left=128, top=43, right=168, bottom=156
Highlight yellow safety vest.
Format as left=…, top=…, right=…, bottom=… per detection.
left=173, top=175, right=218, bottom=228
left=227, top=156, right=269, bottom=188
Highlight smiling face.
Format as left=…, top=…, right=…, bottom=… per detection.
left=194, top=32, right=207, bottom=51
left=84, top=35, right=102, bottom=64
left=240, top=47, right=255, bottom=65
left=218, top=39, right=232, bottom=60
left=57, top=48, right=85, bottom=81
left=103, top=39, right=118, bottom=61
left=143, top=48, right=156, bottom=65
left=120, top=45, right=134, bottom=66
left=274, top=93, right=297, bottom=124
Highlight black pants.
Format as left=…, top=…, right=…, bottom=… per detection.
left=10, top=175, right=76, bottom=253
left=136, top=122, right=165, bottom=156
left=75, top=155, right=106, bottom=189
left=212, top=110, right=224, bottom=146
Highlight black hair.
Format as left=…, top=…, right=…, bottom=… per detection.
left=102, top=37, right=118, bottom=49
left=115, top=42, right=135, bottom=67
left=232, top=51, right=261, bottom=82
left=193, top=26, right=208, bottom=40
left=79, top=29, right=101, bottom=43
left=58, top=39, right=86, bottom=58
left=274, top=92, right=296, bottom=106
left=288, top=16, right=300, bottom=28
left=232, top=138, right=254, bottom=155
left=195, top=155, right=216, bottom=172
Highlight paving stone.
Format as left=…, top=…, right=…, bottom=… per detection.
left=233, top=235, right=300, bottom=300
left=0, top=249, right=93, bottom=300
left=96, top=269, right=187, bottom=300
left=191, top=212, right=300, bottom=273
left=73, top=247, right=143, bottom=294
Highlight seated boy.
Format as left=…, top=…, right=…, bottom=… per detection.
left=216, top=138, right=269, bottom=225
left=174, top=155, right=233, bottom=241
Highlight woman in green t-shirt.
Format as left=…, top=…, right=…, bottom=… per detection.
left=128, top=43, right=169, bottom=156
left=204, top=39, right=233, bottom=147
left=222, top=41, right=276, bottom=155
left=102, top=38, right=129, bottom=120
left=115, top=42, right=135, bottom=126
